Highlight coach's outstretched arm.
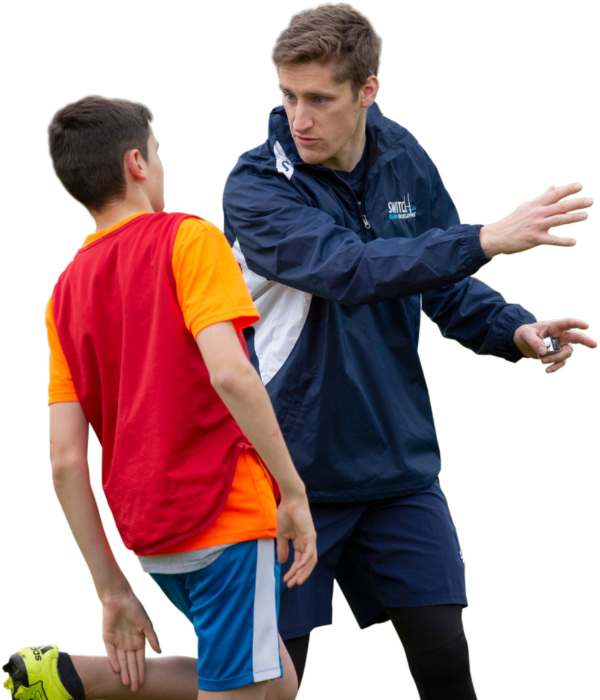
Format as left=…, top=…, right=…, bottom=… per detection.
left=225, top=170, right=591, bottom=306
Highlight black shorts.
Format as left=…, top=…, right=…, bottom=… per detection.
left=279, top=479, right=467, bottom=639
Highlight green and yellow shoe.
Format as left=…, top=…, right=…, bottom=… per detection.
left=3, top=646, right=73, bottom=700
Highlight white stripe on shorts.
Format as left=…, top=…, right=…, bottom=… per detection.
left=253, top=539, right=281, bottom=683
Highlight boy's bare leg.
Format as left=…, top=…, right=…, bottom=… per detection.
left=198, top=681, right=267, bottom=700
left=71, top=636, right=297, bottom=700
left=266, top=635, right=298, bottom=700
left=72, top=656, right=197, bottom=700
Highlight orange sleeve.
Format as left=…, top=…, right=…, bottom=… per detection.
left=172, top=218, right=260, bottom=339
left=46, top=297, right=79, bottom=404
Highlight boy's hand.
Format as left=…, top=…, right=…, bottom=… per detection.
left=277, top=494, right=317, bottom=588
left=102, top=590, right=162, bottom=691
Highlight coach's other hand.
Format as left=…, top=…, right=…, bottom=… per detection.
left=479, top=184, right=592, bottom=258
left=513, top=318, right=597, bottom=373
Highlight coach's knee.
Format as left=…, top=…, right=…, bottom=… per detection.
left=409, top=632, right=475, bottom=698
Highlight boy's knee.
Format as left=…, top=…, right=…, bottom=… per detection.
left=266, top=674, right=298, bottom=700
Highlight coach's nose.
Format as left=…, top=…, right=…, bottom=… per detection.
left=293, top=102, right=313, bottom=134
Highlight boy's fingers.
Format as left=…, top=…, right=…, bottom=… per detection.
left=136, top=649, right=146, bottom=688
left=116, top=649, right=129, bottom=686
left=127, top=651, right=139, bottom=692
left=144, top=623, right=162, bottom=654
left=284, top=540, right=317, bottom=586
left=105, top=643, right=121, bottom=674
left=277, top=535, right=290, bottom=565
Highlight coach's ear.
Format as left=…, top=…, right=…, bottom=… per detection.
left=360, top=75, right=379, bottom=109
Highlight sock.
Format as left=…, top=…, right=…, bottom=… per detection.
left=57, top=653, right=85, bottom=700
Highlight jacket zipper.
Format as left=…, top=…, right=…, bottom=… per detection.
left=333, top=173, right=372, bottom=233
left=296, top=162, right=372, bottom=233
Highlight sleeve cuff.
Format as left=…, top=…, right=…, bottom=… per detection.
left=466, top=225, right=491, bottom=268
left=500, top=311, right=537, bottom=362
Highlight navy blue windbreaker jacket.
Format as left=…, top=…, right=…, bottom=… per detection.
left=223, top=103, right=536, bottom=502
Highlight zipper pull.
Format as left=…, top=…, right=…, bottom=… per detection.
left=362, top=214, right=371, bottom=230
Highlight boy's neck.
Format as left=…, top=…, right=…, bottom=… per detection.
left=92, top=194, right=155, bottom=233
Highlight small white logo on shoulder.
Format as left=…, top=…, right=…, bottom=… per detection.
left=274, top=141, right=294, bottom=181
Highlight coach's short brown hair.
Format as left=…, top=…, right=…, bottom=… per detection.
left=272, top=4, right=382, bottom=97
left=49, top=96, right=153, bottom=211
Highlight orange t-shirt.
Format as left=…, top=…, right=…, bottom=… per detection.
left=46, top=213, right=277, bottom=554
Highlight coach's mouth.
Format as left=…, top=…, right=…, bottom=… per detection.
left=295, top=135, right=320, bottom=147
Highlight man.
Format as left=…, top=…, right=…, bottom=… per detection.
left=222, top=5, right=596, bottom=698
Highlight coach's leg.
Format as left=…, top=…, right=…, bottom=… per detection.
left=387, top=605, right=477, bottom=700
left=278, top=635, right=309, bottom=689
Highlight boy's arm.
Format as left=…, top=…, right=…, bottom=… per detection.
left=50, top=402, right=161, bottom=690
left=196, top=321, right=317, bottom=587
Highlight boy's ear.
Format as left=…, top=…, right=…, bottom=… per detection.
left=125, top=149, right=147, bottom=182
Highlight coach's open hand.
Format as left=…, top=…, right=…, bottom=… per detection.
left=479, top=183, right=592, bottom=258
left=513, top=318, right=597, bottom=373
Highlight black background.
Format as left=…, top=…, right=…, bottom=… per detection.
left=11, top=2, right=598, bottom=697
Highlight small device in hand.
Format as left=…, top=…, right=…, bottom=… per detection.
left=543, top=336, right=561, bottom=354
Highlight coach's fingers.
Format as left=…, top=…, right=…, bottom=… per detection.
left=546, top=358, right=567, bottom=373
left=550, top=318, right=589, bottom=332
left=540, top=345, right=572, bottom=364
left=539, top=182, right=582, bottom=206
left=561, top=330, right=597, bottom=348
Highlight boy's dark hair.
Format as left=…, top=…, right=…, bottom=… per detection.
left=49, top=96, right=153, bottom=211
left=272, top=4, right=382, bottom=98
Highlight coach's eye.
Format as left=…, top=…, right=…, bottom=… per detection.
left=285, top=94, right=297, bottom=102
left=315, top=97, right=327, bottom=105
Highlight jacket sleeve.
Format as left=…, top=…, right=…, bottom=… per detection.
left=421, top=161, right=536, bottom=362
left=223, top=162, right=489, bottom=306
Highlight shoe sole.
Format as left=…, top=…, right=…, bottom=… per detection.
left=1, top=654, right=29, bottom=700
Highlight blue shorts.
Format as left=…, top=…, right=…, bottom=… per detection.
left=279, top=479, right=467, bottom=639
left=151, top=539, right=282, bottom=691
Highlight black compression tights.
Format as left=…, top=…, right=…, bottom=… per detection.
left=284, top=605, right=477, bottom=699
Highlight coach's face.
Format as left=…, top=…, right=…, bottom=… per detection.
left=279, top=61, right=378, bottom=170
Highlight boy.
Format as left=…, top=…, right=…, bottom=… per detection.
left=3, top=96, right=316, bottom=700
